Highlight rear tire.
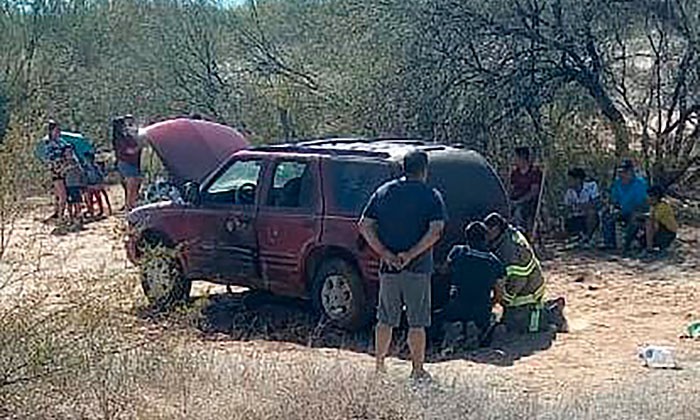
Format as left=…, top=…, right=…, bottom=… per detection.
left=311, top=258, right=370, bottom=331
left=139, top=243, right=191, bottom=309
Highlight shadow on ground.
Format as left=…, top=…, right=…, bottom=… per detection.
left=143, top=289, right=558, bottom=367
left=540, top=229, right=699, bottom=276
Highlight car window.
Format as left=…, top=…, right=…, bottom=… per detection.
left=267, top=161, right=312, bottom=208
left=205, top=159, right=263, bottom=204
left=326, top=159, right=395, bottom=214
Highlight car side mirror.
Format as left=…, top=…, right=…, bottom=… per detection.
left=183, top=182, right=202, bottom=206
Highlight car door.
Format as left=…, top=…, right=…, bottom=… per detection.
left=200, top=157, right=266, bottom=287
left=257, top=157, right=322, bottom=297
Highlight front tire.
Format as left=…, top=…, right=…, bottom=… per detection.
left=311, top=258, right=370, bottom=330
left=139, top=244, right=191, bottom=308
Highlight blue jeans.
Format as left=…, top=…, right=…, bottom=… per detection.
left=602, top=209, right=644, bottom=250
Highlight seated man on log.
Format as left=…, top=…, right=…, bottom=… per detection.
left=602, top=159, right=648, bottom=252
left=563, top=167, right=600, bottom=248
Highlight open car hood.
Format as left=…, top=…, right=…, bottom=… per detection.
left=142, top=119, right=249, bottom=184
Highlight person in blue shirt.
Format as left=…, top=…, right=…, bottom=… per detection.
left=359, top=150, right=447, bottom=381
left=442, top=221, right=505, bottom=347
left=603, top=159, right=649, bottom=252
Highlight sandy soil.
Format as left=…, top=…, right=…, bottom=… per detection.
left=2, top=187, right=699, bottom=396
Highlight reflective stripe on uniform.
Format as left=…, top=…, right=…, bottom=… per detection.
left=512, top=230, right=532, bottom=249
left=505, top=256, right=538, bottom=277
left=502, top=228, right=546, bottom=309
left=505, top=230, right=540, bottom=278
left=529, top=306, right=541, bottom=333
left=503, top=281, right=546, bottom=307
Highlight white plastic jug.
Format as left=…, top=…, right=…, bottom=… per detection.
left=638, top=345, right=677, bottom=369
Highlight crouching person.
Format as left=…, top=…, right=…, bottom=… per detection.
left=644, top=185, right=678, bottom=257
left=484, top=213, right=568, bottom=336
left=442, top=221, right=504, bottom=349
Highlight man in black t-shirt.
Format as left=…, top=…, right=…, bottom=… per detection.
left=444, top=221, right=504, bottom=343
left=358, top=150, right=447, bottom=382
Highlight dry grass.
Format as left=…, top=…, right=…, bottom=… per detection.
left=1, top=250, right=698, bottom=420
left=3, top=332, right=699, bottom=419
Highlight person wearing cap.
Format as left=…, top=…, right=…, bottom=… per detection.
left=604, top=159, right=648, bottom=251
left=644, top=185, right=678, bottom=256
left=358, top=149, right=447, bottom=382
left=484, top=212, right=568, bottom=336
left=442, top=221, right=504, bottom=347
left=563, top=167, right=600, bottom=247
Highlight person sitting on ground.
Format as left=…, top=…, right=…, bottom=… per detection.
left=509, top=146, right=543, bottom=234
left=83, top=151, right=112, bottom=218
left=62, top=147, right=85, bottom=229
left=602, top=159, right=648, bottom=252
left=564, top=167, right=599, bottom=247
left=643, top=185, right=678, bottom=256
left=484, top=212, right=568, bottom=337
left=443, top=221, right=505, bottom=348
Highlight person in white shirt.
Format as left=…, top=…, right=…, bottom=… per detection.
left=564, top=168, right=599, bottom=245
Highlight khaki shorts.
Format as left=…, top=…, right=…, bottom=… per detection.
left=377, top=271, right=431, bottom=328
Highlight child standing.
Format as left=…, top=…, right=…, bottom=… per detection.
left=644, top=185, right=678, bottom=255
left=83, top=152, right=112, bottom=217
left=62, top=147, right=85, bottom=229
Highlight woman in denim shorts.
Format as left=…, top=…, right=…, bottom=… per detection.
left=112, top=115, right=143, bottom=210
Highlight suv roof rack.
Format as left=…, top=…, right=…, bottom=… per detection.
left=295, top=137, right=428, bottom=146
left=252, top=145, right=391, bottom=159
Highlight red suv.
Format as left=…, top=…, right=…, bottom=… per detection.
left=127, top=120, right=508, bottom=329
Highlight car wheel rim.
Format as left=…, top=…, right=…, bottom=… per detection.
left=321, top=274, right=353, bottom=320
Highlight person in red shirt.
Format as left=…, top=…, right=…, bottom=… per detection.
left=112, top=115, right=143, bottom=211
left=509, top=147, right=542, bottom=233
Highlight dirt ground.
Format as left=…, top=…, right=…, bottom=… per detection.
left=3, top=187, right=700, bottom=398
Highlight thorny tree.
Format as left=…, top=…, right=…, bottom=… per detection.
left=418, top=0, right=700, bottom=185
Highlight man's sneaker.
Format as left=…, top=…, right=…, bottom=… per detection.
left=547, top=297, right=569, bottom=333
left=564, top=237, right=582, bottom=250
left=579, top=237, right=595, bottom=250
left=409, top=369, right=432, bottom=384
left=639, top=249, right=655, bottom=260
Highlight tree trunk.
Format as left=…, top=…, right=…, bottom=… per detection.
left=583, top=78, right=629, bottom=158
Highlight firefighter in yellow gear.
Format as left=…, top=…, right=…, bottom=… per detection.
left=484, top=212, right=567, bottom=334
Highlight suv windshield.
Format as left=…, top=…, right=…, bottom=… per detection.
left=326, top=159, right=395, bottom=214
